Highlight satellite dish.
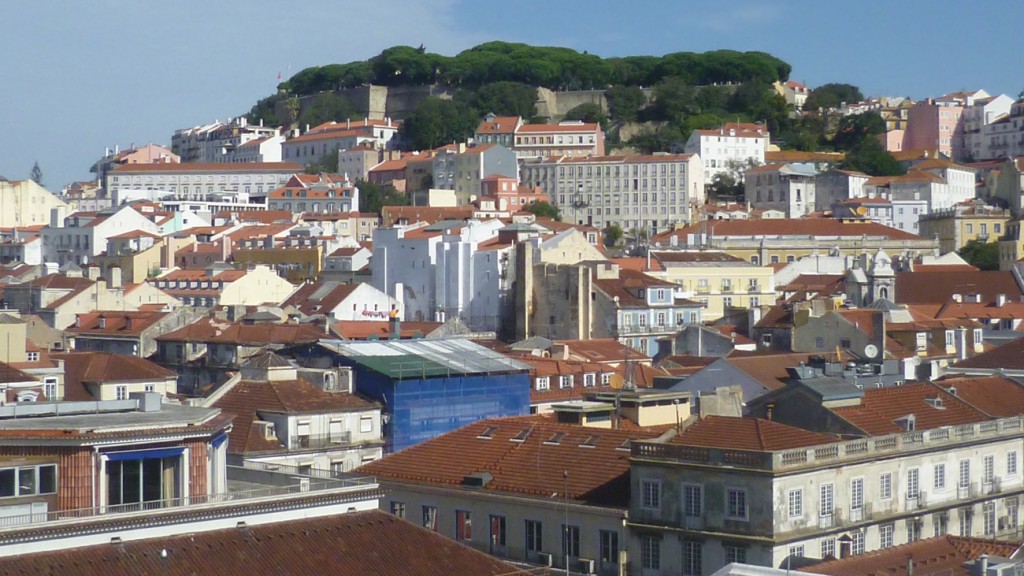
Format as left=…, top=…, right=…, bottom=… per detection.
left=864, top=344, right=879, bottom=358
left=609, top=374, right=624, bottom=390
left=856, top=206, right=868, bottom=216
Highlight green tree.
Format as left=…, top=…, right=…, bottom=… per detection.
left=358, top=180, right=409, bottom=215
left=603, top=224, right=624, bottom=248
left=524, top=200, right=560, bottom=221
left=460, top=82, right=538, bottom=118
left=304, top=146, right=340, bottom=174
left=29, top=162, right=42, bottom=186
left=804, top=83, right=864, bottom=111
left=605, top=85, right=646, bottom=123
left=842, top=138, right=904, bottom=176
left=831, top=113, right=886, bottom=151
left=399, top=97, right=478, bottom=150
left=958, top=240, right=1000, bottom=271
left=563, top=103, right=608, bottom=130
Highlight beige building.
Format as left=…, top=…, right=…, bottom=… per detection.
left=149, top=263, right=296, bottom=307
left=648, top=251, right=777, bottom=323
left=0, top=180, right=68, bottom=228
left=918, top=202, right=1009, bottom=254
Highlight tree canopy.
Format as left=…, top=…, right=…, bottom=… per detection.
left=524, top=200, right=560, bottom=221
left=278, top=43, right=792, bottom=96
left=958, top=240, right=1000, bottom=271
left=803, top=83, right=864, bottom=111
left=398, top=97, right=478, bottom=151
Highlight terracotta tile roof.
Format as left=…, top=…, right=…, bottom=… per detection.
left=216, top=209, right=295, bottom=224
left=593, top=269, right=678, bottom=307
left=652, top=250, right=746, bottom=264
left=803, top=535, right=1019, bottom=576
left=358, top=415, right=670, bottom=506
left=282, top=281, right=360, bottom=317
left=369, top=158, right=409, bottom=173
left=286, top=127, right=374, bottom=144
left=0, top=510, right=520, bottom=576
left=213, top=379, right=379, bottom=455
left=0, top=362, right=39, bottom=384
left=516, top=122, right=600, bottom=134
left=609, top=257, right=665, bottom=272
left=66, top=311, right=168, bottom=337
left=835, top=309, right=881, bottom=339
left=24, top=274, right=93, bottom=290
left=52, top=352, right=176, bottom=401
left=933, top=376, right=1024, bottom=418
left=778, top=274, right=845, bottom=295
left=670, top=415, right=836, bottom=451
left=558, top=339, right=651, bottom=364
left=381, top=206, right=475, bottom=227
left=953, top=337, right=1024, bottom=371
left=112, top=162, right=302, bottom=173
left=544, top=153, right=694, bottom=164
left=330, top=320, right=441, bottom=340
left=934, top=300, right=1024, bottom=320
left=724, top=353, right=814, bottom=391
left=895, top=271, right=1021, bottom=305
left=832, top=383, right=990, bottom=435
left=653, top=219, right=923, bottom=243
left=156, top=317, right=325, bottom=346
left=693, top=122, right=769, bottom=138
left=913, top=264, right=979, bottom=272
left=476, top=116, right=521, bottom=135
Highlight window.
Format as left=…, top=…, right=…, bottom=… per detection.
left=1007, top=498, right=1019, bottom=530
left=640, top=535, right=660, bottom=570
left=422, top=506, right=437, bottom=531
left=908, top=519, right=922, bottom=542
left=683, top=484, right=703, bottom=518
left=788, top=489, right=803, bottom=517
left=1010, top=452, right=1019, bottom=476
left=907, top=468, right=920, bottom=499
left=489, top=515, right=506, bottom=548
left=390, top=501, right=406, bottom=518
left=641, top=480, right=661, bottom=509
left=935, top=464, right=946, bottom=489
left=880, top=523, right=894, bottom=548
left=960, top=460, right=971, bottom=488
left=115, top=385, right=128, bottom=400
left=599, top=530, right=619, bottom=569
left=681, top=540, right=702, bottom=576
left=851, top=478, right=864, bottom=512
left=561, top=524, right=580, bottom=559
left=0, top=464, right=57, bottom=498
left=820, top=538, right=835, bottom=559
left=983, top=502, right=996, bottom=536
left=984, top=455, right=995, bottom=484
left=727, top=488, right=747, bottom=519
left=583, top=373, right=596, bottom=387
left=105, top=454, right=180, bottom=509
left=934, top=512, right=949, bottom=537
left=26, top=352, right=38, bottom=362
left=725, top=545, right=747, bottom=564
left=788, top=545, right=805, bottom=558
left=360, top=415, right=373, bottom=433
left=456, top=510, right=472, bottom=541
left=525, top=520, right=543, bottom=552
left=536, top=377, right=550, bottom=391
left=959, top=508, right=973, bottom=536
left=43, top=377, right=57, bottom=400
left=558, top=376, right=573, bottom=389
left=851, top=531, right=865, bottom=555
left=820, top=484, right=834, bottom=517
left=880, top=472, right=893, bottom=499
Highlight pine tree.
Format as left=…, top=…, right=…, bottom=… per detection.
left=29, top=161, right=43, bottom=186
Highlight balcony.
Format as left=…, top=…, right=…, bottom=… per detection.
left=983, top=477, right=1001, bottom=495
left=818, top=511, right=835, bottom=529
left=905, top=491, right=927, bottom=511
left=289, top=432, right=353, bottom=451
left=683, top=514, right=704, bottom=530
left=958, top=483, right=976, bottom=499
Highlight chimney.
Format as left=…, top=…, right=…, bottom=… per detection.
left=997, top=294, right=1007, bottom=307
left=108, top=266, right=122, bottom=289
left=49, top=206, right=67, bottom=229
left=980, top=555, right=989, bottom=576
left=952, top=293, right=962, bottom=303
left=766, top=403, right=775, bottom=421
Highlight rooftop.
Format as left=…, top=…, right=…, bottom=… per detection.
left=320, top=338, right=530, bottom=379
left=802, top=535, right=1020, bottom=576
left=669, top=415, right=837, bottom=451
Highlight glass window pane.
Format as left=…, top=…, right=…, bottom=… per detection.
left=18, top=468, right=35, bottom=496
left=38, top=465, right=56, bottom=494
left=0, top=469, right=14, bottom=497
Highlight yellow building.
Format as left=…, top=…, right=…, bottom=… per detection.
left=918, top=202, right=1009, bottom=254
left=0, top=180, right=68, bottom=227
left=652, top=218, right=938, bottom=266
left=646, top=251, right=776, bottom=322
left=233, top=246, right=322, bottom=284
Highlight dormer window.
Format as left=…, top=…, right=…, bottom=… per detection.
left=925, top=396, right=945, bottom=409
left=896, top=414, right=916, bottom=432
left=915, top=332, right=927, bottom=352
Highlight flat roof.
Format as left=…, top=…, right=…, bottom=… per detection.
left=0, top=402, right=221, bottom=434
left=320, top=338, right=530, bottom=379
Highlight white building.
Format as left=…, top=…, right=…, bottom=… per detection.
left=226, top=134, right=284, bottom=163
left=815, top=169, right=870, bottom=210
left=684, top=123, right=769, bottom=183
left=520, top=153, right=705, bottom=234
left=745, top=163, right=818, bottom=217
left=981, top=98, right=1024, bottom=161
left=107, top=162, right=303, bottom=202
left=372, top=219, right=509, bottom=331
left=282, top=119, right=399, bottom=167
left=171, top=117, right=279, bottom=163
left=40, top=205, right=160, bottom=266
left=962, top=94, right=1015, bottom=162
left=630, top=378, right=1024, bottom=575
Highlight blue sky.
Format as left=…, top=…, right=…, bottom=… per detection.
left=1, top=0, right=1021, bottom=189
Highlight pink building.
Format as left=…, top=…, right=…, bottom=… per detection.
left=479, top=174, right=550, bottom=211
left=902, top=91, right=988, bottom=161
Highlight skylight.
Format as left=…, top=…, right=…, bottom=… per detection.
left=543, top=432, right=566, bottom=445
left=580, top=436, right=600, bottom=448
left=476, top=426, right=498, bottom=439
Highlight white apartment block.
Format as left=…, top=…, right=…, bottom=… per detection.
left=745, top=163, right=818, bottom=217
left=41, top=205, right=160, bottom=266
left=684, top=123, right=769, bottom=183
left=107, top=162, right=303, bottom=202
left=962, top=95, right=1014, bottom=162
left=475, top=114, right=605, bottom=160
left=171, top=117, right=279, bottom=163
left=226, top=134, right=284, bottom=163
left=520, top=153, right=705, bottom=234
left=980, top=98, right=1024, bottom=161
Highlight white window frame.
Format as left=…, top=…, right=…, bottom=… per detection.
left=880, top=472, right=893, bottom=500
left=788, top=489, right=803, bottom=518
left=726, top=488, right=747, bottom=520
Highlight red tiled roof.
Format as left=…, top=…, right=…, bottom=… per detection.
left=0, top=510, right=519, bottom=576
left=381, top=206, right=475, bottom=227
left=65, top=311, right=168, bottom=337
left=282, top=282, right=360, bottom=317
left=112, top=162, right=302, bottom=173
left=330, top=320, right=441, bottom=340
left=156, top=317, right=325, bottom=346
left=652, top=251, right=746, bottom=264
left=933, top=376, right=1024, bottom=418
left=671, top=415, right=836, bottom=451
left=832, top=383, right=990, bottom=435
left=610, top=257, right=665, bottom=272
left=52, top=352, right=176, bottom=401
left=593, top=269, right=677, bottom=307
left=953, top=337, right=1024, bottom=371
left=475, top=116, right=520, bottom=135
left=516, top=122, right=600, bottom=134
left=213, top=379, right=378, bottom=455
left=895, top=271, right=1021, bottom=305
left=934, top=300, right=1024, bottom=320
left=358, top=415, right=670, bottom=506
left=725, top=353, right=815, bottom=391
left=654, top=219, right=923, bottom=243
left=803, top=535, right=1018, bottom=576
left=557, top=339, right=651, bottom=364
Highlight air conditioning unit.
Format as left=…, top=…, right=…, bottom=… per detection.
left=536, top=552, right=553, bottom=567
left=574, top=558, right=596, bottom=575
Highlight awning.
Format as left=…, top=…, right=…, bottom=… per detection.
left=104, top=447, right=185, bottom=461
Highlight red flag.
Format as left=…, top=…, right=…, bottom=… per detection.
left=277, top=72, right=282, bottom=81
